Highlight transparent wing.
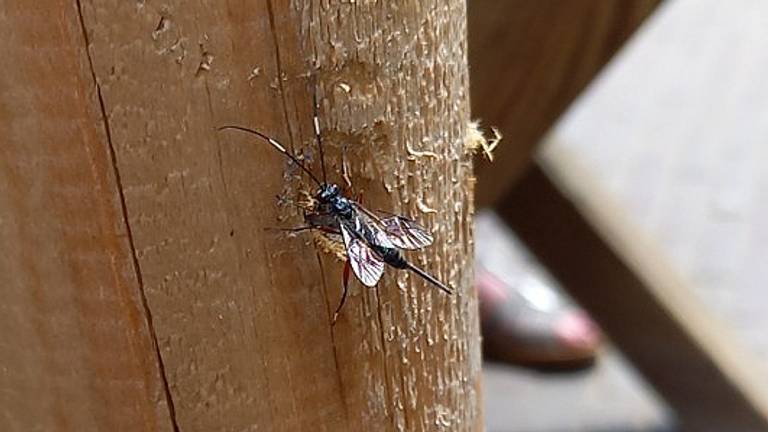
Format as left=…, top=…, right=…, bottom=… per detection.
left=305, top=212, right=340, bottom=234
left=340, top=222, right=385, bottom=287
left=379, top=216, right=434, bottom=250
left=348, top=208, right=396, bottom=249
left=351, top=201, right=433, bottom=250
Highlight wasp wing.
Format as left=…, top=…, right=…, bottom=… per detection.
left=347, top=206, right=396, bottom=249
left=305, top=212, right=340, bottom=234
left=379, top=216, right=434, bottom=250
left=350, top=202, right=433, bottom=250
left=340, top=222, right=385, bottom=287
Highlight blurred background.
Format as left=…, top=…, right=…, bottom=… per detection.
left=469, top=1, right=768, bottom=431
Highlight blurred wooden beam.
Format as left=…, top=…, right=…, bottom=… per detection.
left=497, top=151, right=768, bottom=432
left=472, top=1, right=768, bottom=430
left=469, top=0, right=660, bottom=207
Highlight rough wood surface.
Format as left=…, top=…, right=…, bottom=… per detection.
left=468, top=0, right=659, bottom=207
left=0, top=2, right=175, bottom=430
left=1, top=1, right=480, bottom=431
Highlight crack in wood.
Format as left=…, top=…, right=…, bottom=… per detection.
left=74, top=1, right=181, bottom=431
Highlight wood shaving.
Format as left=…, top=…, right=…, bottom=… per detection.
left=416, top=197, right=438, bottom=214
left=313, top=232, right=347, bottom=261
left=464, top=120, right=501, bottom=161
left=406, top=142, right=439, bottom=159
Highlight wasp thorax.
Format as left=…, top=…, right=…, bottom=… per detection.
left=332, top=198, right=352, bottom=216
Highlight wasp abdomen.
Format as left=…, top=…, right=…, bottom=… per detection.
left=376, top=247, right=408, bottom=269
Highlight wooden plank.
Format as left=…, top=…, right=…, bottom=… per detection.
left=70, top=1, right=479, bottom=431
left=550, top=0, right=768, bottom=361
left=0, top=1, right=175, bottom=430
left=496, top=154, right=768, bottom=431
left=468, top=0, right=660, bottom=207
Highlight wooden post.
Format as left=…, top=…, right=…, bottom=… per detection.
left=0, top=1, right=480, bottom=431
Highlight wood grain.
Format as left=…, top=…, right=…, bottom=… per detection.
left=468, top=0, right=659, bottom=207
left=0, top=0, right=480, bottom=431
left=0, top=1, right=175, bottom=430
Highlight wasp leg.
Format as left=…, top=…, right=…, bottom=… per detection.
left=374, top=208, right=397, bottom=217
left=332, top=261, right=352, bottom=325
left=263, top=226, right=314, bottom=233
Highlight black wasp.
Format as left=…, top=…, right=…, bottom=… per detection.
left=219, top=86, right=452, bottom=323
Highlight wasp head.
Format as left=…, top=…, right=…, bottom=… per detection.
left=316, top=183, right=341, bottom=203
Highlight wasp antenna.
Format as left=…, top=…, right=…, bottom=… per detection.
left=218, top=125, right=323, bottom=187
left=311, top=78, right=329, bottom=184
